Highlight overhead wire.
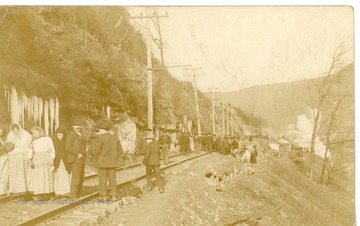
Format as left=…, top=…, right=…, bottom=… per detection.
left=128, top=7, right=191, bottom=82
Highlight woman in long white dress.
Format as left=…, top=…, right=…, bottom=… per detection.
left=53, top=127, right=71, bottom=197
left=28, top=126, right=55, bottom=198
left=6, top=123, right=33, bottom=194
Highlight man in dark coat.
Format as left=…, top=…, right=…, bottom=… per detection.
left=142, top=132, right=164, bottom=193
left=214, top=135, right=221, bottom=153
left=158, top=129, right=171, bottom=165
left=137, top=127, right=152, bottom=155
left=220, top=137, right=231, bottom=155
left=88, top=128, right=101, bottom=168
left=66, top=119, right=87, bottom=199
left=200, top=135, right=206, bottom=152
left=94, top=120, right=124, bottom=201
left=204, top=134, right=211, bottom=152
left=179, top=132, right=190, bottom=155
left=250, top=145, right=258, bottom=164
left=231, top=139, right=239, bottom=151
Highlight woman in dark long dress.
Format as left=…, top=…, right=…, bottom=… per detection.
left=53, top=127, right=71, bottom=196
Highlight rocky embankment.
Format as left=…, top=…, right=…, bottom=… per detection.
left=100, top=144, right=354, bottom=226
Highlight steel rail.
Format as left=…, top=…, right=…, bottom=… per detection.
left=0, top=152, right=186, bottom=204
left=16, top=151, right=210, bottom=226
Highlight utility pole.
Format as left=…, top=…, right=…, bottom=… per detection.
left=226, top=103, right=230, bottom=136
left=145, top=7, right=153, bottom=131
left=184, top=67, right=203, bottom=136
left=231, top=106, right=234, bottom=136
left=212, top=92, right=216, bottom=135
left=208, top=88, right=219, bottom=135
left=222, top=98, right=225, bottom=137
left=152, top=7, right=165, bottom=65
left=193, top=67, right=202, bottom=137
left=129, top=7, right=168, bottom=131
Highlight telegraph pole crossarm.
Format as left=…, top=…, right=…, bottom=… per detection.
left=152, top=64, right=192, bottom=71
left=128, top=13, right=168, bottom=19
left=128, top=7, right=168, bottom=131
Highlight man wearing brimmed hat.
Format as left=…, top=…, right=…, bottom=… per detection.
left=66, top=118, right=87, bottom=199
left=142, top=132, right=164, bottom=193
left=94, top=119, right=124, bottom=201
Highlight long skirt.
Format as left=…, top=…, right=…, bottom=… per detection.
left=54, top=160, right=71, bottom=196
left=32, top=152, right=54, bottom=195
left=8, top=150, right=32, bottom=194
left=0, top=155, right=9, bottom=195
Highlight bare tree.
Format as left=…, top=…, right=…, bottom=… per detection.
left=307, top=45, right=352, bottom=180
left=319, top=76, right=349, bottom=184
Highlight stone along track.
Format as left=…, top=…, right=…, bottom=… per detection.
left=0, top=151, right=209, bottom=226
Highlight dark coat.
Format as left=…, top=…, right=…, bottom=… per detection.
left=232, top=140, right=239, bottom=149
left=66, top=130, right=87, bottom=163
left=137, top=136, right=147, bottom=155
left=95, top=133, right=124, bottom=168
left=205, top=136, right=213, bottom=145
left=0, top=135, right=7, bottom=156
left=53, top=136, right=71, bottom=172
left=142, top=140, right=160, bottom=166
left=0, top=140, right=6, bottom=156
left=158, top=133, right=171, bottom=145
left=250, top=148, right=258, bottom=164
left=179, top=134, right=190, bottom=152
left=88, top=136, right=100, bottom=167
left=221, top=139, right=230, bottom=149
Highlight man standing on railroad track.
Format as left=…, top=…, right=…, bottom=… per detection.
left=158, top=129, right=171, bottom=165
left=179, top=131, right=191, bottom=155
left=66, top=118, right=87, bottom=200
left=94, top=119, right=124, bottom=201
left=142, top=132, right=164, bottom=193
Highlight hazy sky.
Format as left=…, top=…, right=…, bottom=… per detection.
left=128, top=6, right=354, bottom=92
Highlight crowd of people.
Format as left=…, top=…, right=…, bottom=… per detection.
left=195, top=134, right=256, bottom=156
left=0, top=120, right=259, bottom=201
left=194, top=134, right=259, bottom=173
left=0, top=119, right=125, bottom=201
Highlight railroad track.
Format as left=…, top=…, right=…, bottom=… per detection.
left=0, top=151, right=210, bottom=226
left=0, top=152, right=187, bottom=205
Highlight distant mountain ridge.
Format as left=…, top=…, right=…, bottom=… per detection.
left=217, top=63, right=354, bottom=133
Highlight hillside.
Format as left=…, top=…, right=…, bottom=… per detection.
left=218, top=63, right=354, bottom=134
left=100, top=138, right=354, bottom=225
left=0, top=6, right=218, bottom=133
left=216, top=64, right=355, bottom=186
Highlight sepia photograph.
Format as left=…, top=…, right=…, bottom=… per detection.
left=0, top=3, right=355, bottom=225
